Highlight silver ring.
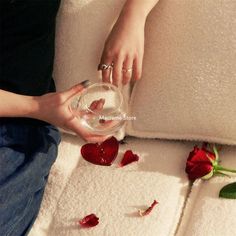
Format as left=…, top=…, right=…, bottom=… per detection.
left=122, top=68, right=132, bottom=73
left=98, top=63, right=113, bottom=71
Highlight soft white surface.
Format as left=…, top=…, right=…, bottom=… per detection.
left=127, top=0, right=236, bottom=145
left=177, top=147, right=236, bottom=236
left=28, top=134, right=83, bottom=236
left=53, top=0, right=130, bottom=139
left=29, top=134, right=192, bottom=236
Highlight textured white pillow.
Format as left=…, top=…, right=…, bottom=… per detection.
left=53, top=0, right=129, bottom=139
left=126, top=0, right=236, bottom=145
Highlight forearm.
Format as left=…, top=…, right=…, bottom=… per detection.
left=120, top=0, right=159, bottom=23
left=0, top=89, right=39, bottom=118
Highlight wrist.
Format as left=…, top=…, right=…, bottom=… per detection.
left=25, top=96, right=41, bottom=119
left=119, top=3, right=147, bottom=27
left=121, top=0, right=153, bottom=20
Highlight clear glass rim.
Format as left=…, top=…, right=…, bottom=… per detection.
left=78, top=82, right=124, bottom=115
left=88, top=120, right=126, bottom=134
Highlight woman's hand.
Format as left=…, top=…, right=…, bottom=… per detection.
left=99, top=0, right=159, bottom=86
left=35, top=81, right=109, bottom=143
left=99, top=9, right=145, bottom=86
left=0, top=81, right=108, bottom=143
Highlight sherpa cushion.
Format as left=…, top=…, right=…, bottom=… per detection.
left=29, top=134, right=192, bottom=236
left=126, top=0, right=236, bottom=145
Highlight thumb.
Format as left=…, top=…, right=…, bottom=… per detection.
left=60, top=80, right=91, bottom=100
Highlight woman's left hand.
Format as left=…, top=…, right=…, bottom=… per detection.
left=99, top=11, right=145, bottom=86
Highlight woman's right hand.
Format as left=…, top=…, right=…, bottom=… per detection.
left=34, top=81, right=109, bottom=143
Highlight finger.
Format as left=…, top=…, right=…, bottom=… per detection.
left=61, top=80, right=90, bottom=101
left=85, top=135, right=111, bottom=143
left=89, top=100, right=100, bottom=110
left=95, top=99, right=105, bottom=110
left=112, top=55, right=123, bottom=87
left=65, top=116, right=95, bottom=139
left=89, top=99, right=105, bottom=111
left=78, top=99, right=105, bottom=118
left=98, top=119, right=119, bottom=129
left=102, top=64, right=113, bottom=83
left=65, top=116, right=109, bottom=143
left=122, top=56, right=133, bottom=85
left=133, top=57, right=143, bottom=81
left=99, top=53, right=113, bottom=83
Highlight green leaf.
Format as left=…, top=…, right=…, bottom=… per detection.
left=219, top=182, right=236, bottom=199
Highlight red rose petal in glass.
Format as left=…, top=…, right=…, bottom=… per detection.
left=119, top=150, right=139, bottom=167
left=138, top=200, right=158, bottom=217
left=81, top=136, right=119, bottom=166
left=78, top=213, right=99, bottom=228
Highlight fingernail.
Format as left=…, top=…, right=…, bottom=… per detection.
left=80, top=80, right=91, bottom=88
left=97, top=63, right=101, bottom=71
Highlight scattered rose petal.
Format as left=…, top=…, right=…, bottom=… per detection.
left=77, top=213, right=99, bottom=228
left=81, top=136, right=119, bottom=166
left=119, top=150, right=139, bottom=167
left=138, top=200, right=158, bottom=216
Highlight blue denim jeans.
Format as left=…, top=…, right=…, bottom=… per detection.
left=0, top=119, right=61, bottom=236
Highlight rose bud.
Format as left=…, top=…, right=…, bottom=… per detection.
left=185, top=146, right=216, bottom=181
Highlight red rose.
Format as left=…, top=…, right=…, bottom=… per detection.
left=185, top=146, right=216, bottom=180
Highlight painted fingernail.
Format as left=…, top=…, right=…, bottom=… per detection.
left=100, top=98, right=105, bottom=104
left=80, top=80, right=91, bottom=88
left=97, top=63, right=101, bottom=71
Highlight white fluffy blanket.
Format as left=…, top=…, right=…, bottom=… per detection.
left=29, top=135, right=236, bottom=236
left=29, top=134, right=192, bottom=236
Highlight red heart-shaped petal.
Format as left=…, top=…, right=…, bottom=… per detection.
left=119, top=150, right=139, bottom=167
left=81, top=136, right=119, bottom=166
left=78, top=213, right=99, bottom=228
